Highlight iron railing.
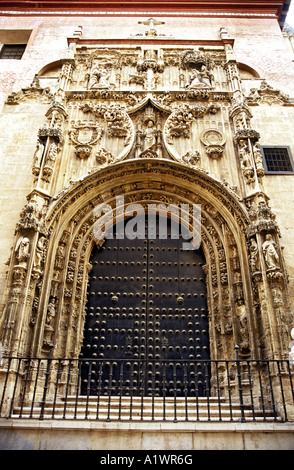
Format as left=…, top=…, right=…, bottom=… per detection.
left=0, top=351, right=294, bottom=423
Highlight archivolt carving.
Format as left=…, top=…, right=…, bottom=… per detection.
left=24, top=161, right=253, bottom=359
left=1, top=158, right=292, bottom=363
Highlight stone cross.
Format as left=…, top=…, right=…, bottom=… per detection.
left=138, top=18, right=165, bottom=37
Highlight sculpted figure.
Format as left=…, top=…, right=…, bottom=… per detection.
left=33, top=139, right=45, bottom=172
left=253, top=142, right=265, bottom=176
left=262, top=234, right=279, bottom=269
left=143, top=120, right=156, bottom=149
left=249, top=238, right=259, bottom=272
left=186, top=65, right=211, bottom=89
left=15, top=237, right=30, bottom=266
left=34, top=236, right=46, bottom=269
left=88, top=67, right=110, bottom=89
left=238, top=140, right=252, bottom=168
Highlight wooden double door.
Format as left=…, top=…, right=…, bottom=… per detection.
left=80, top=219, right=210, bottom=396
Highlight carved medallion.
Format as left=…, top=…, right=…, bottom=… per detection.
left=200, top=129, right=226, bottom=159
left=69, top=120, right=103, bottom=159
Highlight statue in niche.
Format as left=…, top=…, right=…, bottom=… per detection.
left=143, top=119, right=157, bottom=150
left=46, top=299, right=56, bottom=324
left=42, top=141, right=59, bottom=181
left=43, top=298, right=56, bottom=346
left=52, top=114, right=63, bottom=130
left=15, top=237, right=30, bottom=267
left=236, top=301, right=250, bottom=356
left=33, top=139, right=45, bottom=174
left=249, top=238, right=260, bottom=272
left=88, top=66, right=110, bottom=89
left=262, top=234, right=280, bottom=269
left=46, top=142, right=58, bottom=166
left=33, top=236, right=46, bottom=270
left=253, top=142, right=265, bottom=177
left=238, top=140, right=252, bottom=168
left=137, top=107, right=159, bottom=157
left=186, top=65, right=212, bottom=89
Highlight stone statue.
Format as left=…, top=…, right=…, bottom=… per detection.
left=33, top=139, right=45, bottom=173
left=34, top=236, right=46, bottom=269
left=15, top=237, right=30, bottom=267
left=262, top=234, right=279, bottom=269
left=186, top=65, right=211, bottom=89
left=238, top=140, right=252, bottom=168
left=46, top=299, right=56, bottom=325
left=143, top=120, right=156, bottom=149
left=88, top=66, right=110, bottom=89
left=249, top=238, right=259, bottom=272
left=253, top=142, right=265, bottom=176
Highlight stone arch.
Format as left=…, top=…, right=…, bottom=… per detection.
left=29, top=159, right=259, bottom=364
left=37, top=60, right=63, bottom=77
left=238, top=62, right=260, bottom=79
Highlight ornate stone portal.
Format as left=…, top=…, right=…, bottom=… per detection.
left=0, top=24, right=292, bottom=376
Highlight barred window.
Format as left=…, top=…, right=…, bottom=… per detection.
left=261, top=146, right=294, bottom=174
left=0, top=44, right=26, bottom=60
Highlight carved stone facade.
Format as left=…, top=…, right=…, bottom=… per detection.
left=0, top=16, right=292, bottom=368
left=0, top=3, right=293, bottom=449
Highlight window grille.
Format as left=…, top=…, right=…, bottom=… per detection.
left=261, top=146, right=294, bottom=174
left=0, top=44, right=26, bottom=60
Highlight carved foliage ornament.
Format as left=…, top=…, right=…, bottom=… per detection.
left=81, top=102, right=133, bottom=146
left=165, top=103, right=220, bottom=145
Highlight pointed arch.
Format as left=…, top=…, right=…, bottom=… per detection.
left=28, top=159, right=260, bottom=363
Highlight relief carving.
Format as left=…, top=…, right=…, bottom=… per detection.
left=247, top=80, right=291, bottom=106
left=87, top=66, right=111, bottom=90
left=69, top=120, right=103, bottom=159
left=185, top=65, right=213, bottom=89
left=96, top=147, right=115, bottom=166
left=81, top=102, right=133, bottom=146
left=200, top=129, right=226, bottom=159
left=16, top=192, right=48, bottom=232
left=165, top=103, right=219, bottom=144
left=181, top=151, right=201, bottom=167
left=2, top=39, right=292, bottom=364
